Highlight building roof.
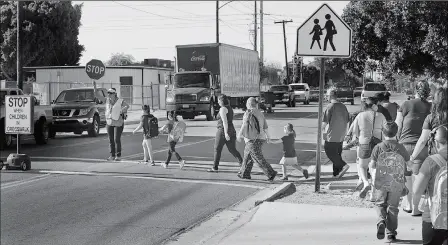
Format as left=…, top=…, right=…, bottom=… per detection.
left=23, top=66, right=173, bottom=71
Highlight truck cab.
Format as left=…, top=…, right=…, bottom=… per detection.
left=166, top=71, right=217, bottom=121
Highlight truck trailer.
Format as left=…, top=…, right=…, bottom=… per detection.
left=166, top=43, right=260, bottom=121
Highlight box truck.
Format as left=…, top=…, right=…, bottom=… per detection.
left=166, top=43, right=260, bottom=121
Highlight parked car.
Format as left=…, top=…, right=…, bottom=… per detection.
left=0, top=87, right=53, bottom=149
left=309, top=89, right=320, bottom=102
left=333, top=86, right=355, bottom=105
left=361, top=83, right=387, bottom=101
left=354, top=87, right=363, bottom=97
left=50, top=87, right=108, bottom=137
left=290, top=83, right=311, bottom=104
left=268, top=85, right=296, bottom=107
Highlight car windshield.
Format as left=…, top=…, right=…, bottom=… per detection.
left=364, top=83, right=386, bottom=91
left=356, top=87, right=363, bottom=90
left=335, top=87, right=352, bottom=91
left=55, top=90, right=95, bottom=103
left=174, top=73, right=210, bottom=88
left=290, top=85, right=306, bottom=91
left=270, top=86, right=288, bottom=92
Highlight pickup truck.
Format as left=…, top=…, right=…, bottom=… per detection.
left=0, top=87, right=53, bottom=149
left=333, top=86, right=355, bottom=105
left=50, top=87, right=108, bottom=137
left=268, top=85, right=296, bottom=107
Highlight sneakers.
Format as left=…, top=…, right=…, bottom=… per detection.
left=150, top=161, right=156, bottom=166
left=179, top=160, right=185, bottom=169
left=359, top=184, right=371, bottom=198
left=107, top=156, right=115, bottom=161
left=303, top=169, right=309, bottom=179
left=114, top=156, right=121, bottom=161
left=237, top=173, right=251, bottom=180
left=387, top=235, right=396, bottom=242
left=376, top=221, right=385, bottom=240
left=268, top=171, right=278, bottom=181
left=160, top=162, right=168, bottom=169
left=207, top=168, right=218, bottom=172
left=281, top=176, right=289, bottom=181
left=337, top=165, right=350, bottom=178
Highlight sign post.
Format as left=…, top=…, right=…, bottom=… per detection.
left=296, top=3, right=352, bottom=192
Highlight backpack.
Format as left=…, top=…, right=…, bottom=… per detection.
left=148, top=116, right=159, bottom=138
left=427, top=154, right=447, bottom=230
left=374, top=143, right=406, bottom=193
left=169, top=121, right=186, bottom=143
left=242, top=110, right=261, bottom=140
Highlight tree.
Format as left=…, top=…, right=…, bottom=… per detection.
left=341, top=1, right=448, bottom=79
left=260, top=61, right=282, bottom=85
left=106, top=53, right=136, bottom=66
left=0, top=1, right=84, bottom=80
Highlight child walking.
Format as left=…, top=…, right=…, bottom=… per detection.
left=369, top=122, right=411, bottom=242
left=132, top=105, right=155, bottom=166
left=269, top=123, right=309, bottom=180
left=159, top=113, right=186, bottom=169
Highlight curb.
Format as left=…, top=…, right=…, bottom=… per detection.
left=327, top=182, right=358, bottom=190
left=163, top=183, right=295, bottom=245
left=254, top=182, right=294, bottom=206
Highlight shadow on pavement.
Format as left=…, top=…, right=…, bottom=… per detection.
left=263, top=111, right=318, bottom=120
left=394, top=239, right=423, bottom=245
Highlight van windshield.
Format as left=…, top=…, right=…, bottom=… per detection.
left=364, top=83, right=386, bottom=91
left=174, top=73, right=210, bottom=88
left=270, top=86, right=288, bottom=92
left=55, top=90, right=95, bottom=103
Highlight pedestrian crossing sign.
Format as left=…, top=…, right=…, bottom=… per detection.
left=296, top=3, right=352, bottom=58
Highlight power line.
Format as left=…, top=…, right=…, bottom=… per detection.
left=112, top=1, right=201, bottom=22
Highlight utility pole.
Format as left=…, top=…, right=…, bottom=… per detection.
left=300, top=57, right=303, bottom=83
left=216, top=1, right=219, bottom=43
left=16, top=1, right=23, bottom=153
left=275, top=20, right=293, bottom=84
left=254, top=1, right=257, bottom=52
left=260, top=0, right=263, bottom=64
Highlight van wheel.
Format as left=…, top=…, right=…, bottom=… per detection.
left=34, top=119, right=49, bottom=145
left=88, top=115, right=100, bottom=137
left=20, top=161, right=30, bottom=171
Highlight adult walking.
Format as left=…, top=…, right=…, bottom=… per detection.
left=93, top=82, right=129, bottom=161
left=237, top=97, right=277, bottom=181
left=411, top=87, right=447, bottom=160
left=379, top=92, right=400, bottom=122
left=208, top=95, right=243, bottom=172
left=322, top=90, right=351, bottom=178
left=322, top=14, right=337, bottom=51
left=395, top=81, right=432, bottom=216
left=413, top=125, right=448, bottom=245
left=350, top=97, right=387, bottom=198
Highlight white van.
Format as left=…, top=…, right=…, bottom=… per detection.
left=289, top=83, right=310, bottom=104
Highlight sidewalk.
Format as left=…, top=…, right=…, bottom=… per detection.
left=210, top=202, right=422, bottom=245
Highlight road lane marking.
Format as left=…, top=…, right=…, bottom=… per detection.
left=1, top=174, right=51, bottom=190
left=38, top=170, right=264, bottom=189
left=122, top=138, right=215, bottom=160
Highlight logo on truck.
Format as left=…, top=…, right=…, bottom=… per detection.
left=190, top=51, right=206, bottom=63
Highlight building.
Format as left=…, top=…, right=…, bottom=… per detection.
left=24, top=66, right=174, bottom=109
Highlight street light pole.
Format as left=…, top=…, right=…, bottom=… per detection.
left=216, top=1, right=219, bottom=43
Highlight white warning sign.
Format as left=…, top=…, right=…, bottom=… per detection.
left=5, top=95, right=34, bottom=134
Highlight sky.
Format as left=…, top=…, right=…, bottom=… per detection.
left=74, top=1, right=349, bottom=67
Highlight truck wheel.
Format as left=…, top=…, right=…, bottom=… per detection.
left=34, top=119, right=49, bottom=145
left=206, top=103, right=214, bottom=121
left=49, top=127, right=56, bottom=139
left=292, top=97, right=296, bottom=107
left=88, top=115, right=100, bottom=137
left=0, top=125, right=13, bottom=149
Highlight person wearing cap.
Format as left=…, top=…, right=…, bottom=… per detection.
left=395, top=80, right=432, bottom=216
left=322, top=89, right=351, bottom=178
left=93, top=81, right=130, bottom=161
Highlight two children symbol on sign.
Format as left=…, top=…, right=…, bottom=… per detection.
left=309, top=14, right=337, bottom=51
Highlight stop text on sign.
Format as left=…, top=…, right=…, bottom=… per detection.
left=5, top=95, right=34, bottom=134
left=86, top=64, right=105, bottom=75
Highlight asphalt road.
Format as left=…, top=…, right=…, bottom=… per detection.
left=0, top=94, right=407, bottom=245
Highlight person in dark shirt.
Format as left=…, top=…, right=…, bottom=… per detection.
left=379, top=92, right=400, bottom=122
left=269, top=123, right=309, bottom=181
left=132, top=105, right=155, bottom=166
left=395, top=80, right=432, bottom=216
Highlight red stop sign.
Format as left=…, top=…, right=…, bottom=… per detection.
left=85, top=59, right=106, bottom=80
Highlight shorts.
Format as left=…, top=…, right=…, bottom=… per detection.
left=279, top=157, right=297, bottom=165
left=357, top=143, right=372, bottom=159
